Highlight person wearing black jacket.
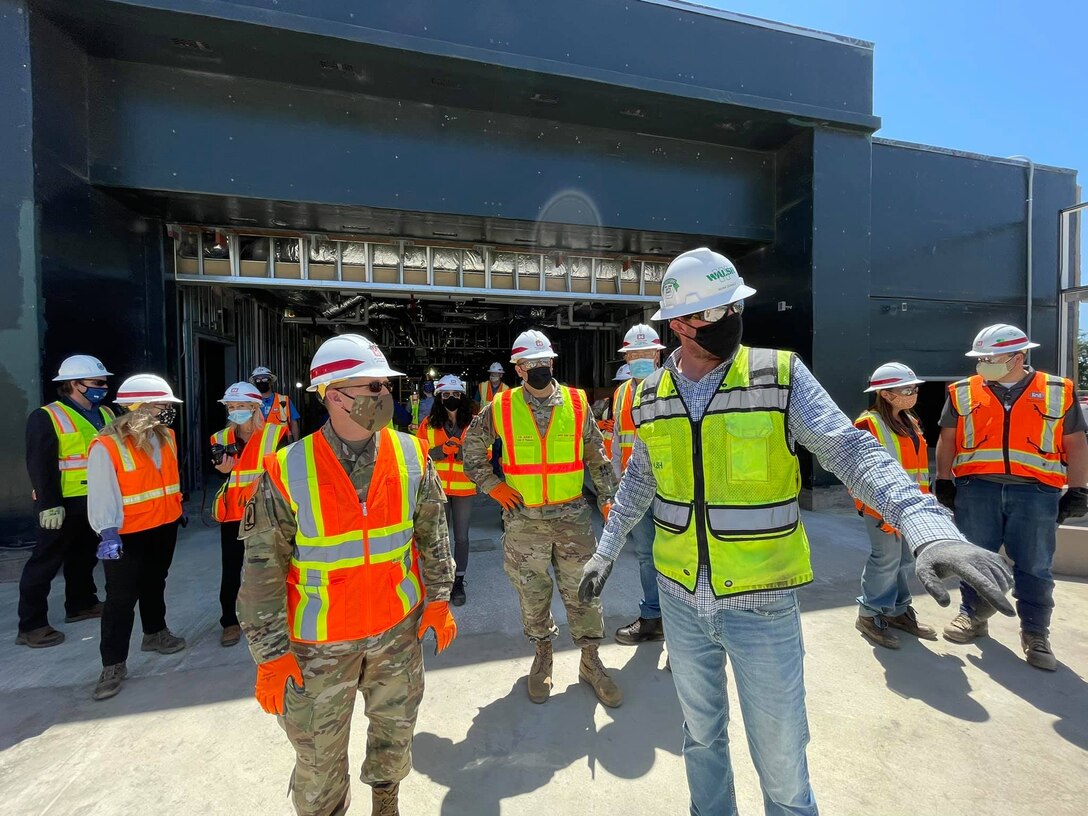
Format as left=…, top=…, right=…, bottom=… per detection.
left=17, top=355, right=115, bottom=648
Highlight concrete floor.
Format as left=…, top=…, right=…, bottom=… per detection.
left=1, top=497, right=1086, bottom=815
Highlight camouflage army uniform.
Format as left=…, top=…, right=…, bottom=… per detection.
left=238, top=423, right=454, bottom=816
left=463, top=381, right=617, bottom=646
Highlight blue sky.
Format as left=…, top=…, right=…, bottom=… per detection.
left=701, top=1, right=1086, bottom=180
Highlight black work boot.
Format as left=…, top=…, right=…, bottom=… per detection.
left=614, top=616, right=664, bottom=645
left=141, top=628, right=186, bottom=654
left=93, top=662, right=128, bottom=701
left=450, top=575, right=466, bottom=607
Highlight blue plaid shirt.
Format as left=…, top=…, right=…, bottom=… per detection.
left=598, top=348, right=964, bottom=615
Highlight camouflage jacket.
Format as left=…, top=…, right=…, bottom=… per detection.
left=462, top=380, right=617, bottom=520
left=238, top=423, right=453, bottom=664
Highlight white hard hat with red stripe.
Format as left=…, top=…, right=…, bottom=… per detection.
left=435, top=374, right=466, bottom=393
left=617, top=323, right=666, bottom=353
left=613, top=363, right=632, bottom=382
left=115, top=374, right=183, bottom=404
left=510, top=329, right=558, bottom=362
left=965, top=324, right=1040, bottom=357
left=864, top=363, right=924, bottom=393
left=52, top=355, right=113, bottom=382
left=307, top=334, right=404, bottom=391
left=218, top=381, right=264, bottom=404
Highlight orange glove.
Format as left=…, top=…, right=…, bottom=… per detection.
left=255, top=652, right=303, bottom=715
left=489, top=482, right=524, bottom=511
left=417, top=600, right=458, bottom=654
left=601, top=502, right=612, bottom=522
left=598, top=419, right=615, bottom=434
left=442, top=439, right=461, bottom=456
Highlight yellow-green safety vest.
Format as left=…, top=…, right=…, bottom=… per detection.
left=634, top=345, right=813, bottom=596
left=42, top=401, right=115, bottom=498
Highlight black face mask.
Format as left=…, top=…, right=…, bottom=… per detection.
left=442, top=397, right=462, bottom=411
left=156, top=405, right=178, bottom=426
left=254, top=381, right=272, bottom=394
left=691, top=313, right=743, bottom=361
left=525, top=367, right=553, bottom=390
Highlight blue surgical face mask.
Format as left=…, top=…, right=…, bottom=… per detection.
left=82, top=387, right=109, bottom=406
left=228, top=409, right=255, bottom=425
left=628, top=358, right=656, bottom=380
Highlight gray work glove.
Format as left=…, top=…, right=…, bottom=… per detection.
left=578, top=553, right=614, bottom=602
left=39, top=506, right=65, bottom=530
left=914, top=539, right=1014, bottom=616
left=428, top=446, right=447, bottom=462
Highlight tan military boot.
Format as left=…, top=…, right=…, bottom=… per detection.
left=1021, top=631, right=1058, bottom=672
left=579, top=644, right=623, bottom=708
left=372, top=782, right=399, bottom=816
left=527, top=640, right=553, bottom=703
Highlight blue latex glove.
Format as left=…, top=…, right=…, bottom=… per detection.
left=97, top=528, right=123, bottom=560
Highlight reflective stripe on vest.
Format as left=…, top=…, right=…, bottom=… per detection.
left=92, top=430, right=182, bottom=534
left=948, top=373, right=1072, bottom=488
left=266, top=428, right=425, bottom=643
left=211, top=422, right=285, bottom=522
left=634, top=346, right=813, bottom=597
left=492, top=385, right=587, bottom=507
left=419, top=419, right=476, bottom=497
left=852, top=411, right=931, bottom=523
left=478, top=381, right=508, bottom=405
left=42, top=402, right=114, bottom=498
left=613, top=379, right=637, bottom=473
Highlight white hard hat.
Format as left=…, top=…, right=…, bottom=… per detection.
left=219, top=381, right=264, bottom=404
left=435, top=375, right=466, bottom=393
left=488, top=362, right=505, bottom=374
left=965, top=324, right=1039, bottom=357
left=115, top=374, right=182, bottom=404
left=307, top=334, right=404, bottom=391
left=53, top=355, right=112, bottom=382
left=652, top=248, right=757, bottom=321
left=864, top=363, right=924, bottom=393
left=250, top=366, right=276, bottom=382
left=510, top=329, right=558, bottom=362
left=613, top=364, right=633, bottom=382
left=618, top=323, right=666, bottom=353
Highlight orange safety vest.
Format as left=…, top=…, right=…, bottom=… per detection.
left=263, top=393, right=293, bottom=426
left=612, top=378, right=637, bottom=473
left=209, top=422, right=286, bottom=522
left=948, top=372, right=1073, bottom=489
left=418, top=418, right=477, bottom=497
left=477, top=380, right=509, bottom=405
left=264, top=428, right=426, bottom=643
left=852, top=410, right=931, bottom=532
left=91, top=430, right=183, bottom=534
left=492, top=385, right=588, bottom=507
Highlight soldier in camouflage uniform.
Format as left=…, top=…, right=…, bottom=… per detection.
left=462, top=329, right=621, bottom=707
left=239, top=335, right=457, bottom=816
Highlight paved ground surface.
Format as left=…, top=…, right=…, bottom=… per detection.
left=1, top=496, right=1086, bottom=815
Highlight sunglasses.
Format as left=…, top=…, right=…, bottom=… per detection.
left=338, top=381, right=393, bottom=395
left=684, top=300, right=744, bottom=324
left=81, top=379, right=109, bottom=387
left=440, top=392, right=463, bottom=399
left=518, top=359, right=552, bottom=370
left=890, top=387, right=918, bottom=396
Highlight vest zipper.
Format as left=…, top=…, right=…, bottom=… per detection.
left=362, top=500, right=371, bottom=565
left=691, top=418, right=710, bottom=570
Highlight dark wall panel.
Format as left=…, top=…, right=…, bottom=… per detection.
left=0, top=0, right=40, bottom=542
left=88, top=61, right=775, bottom=241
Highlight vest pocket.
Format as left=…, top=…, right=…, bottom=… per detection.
left=651, top=496, right=691, bottom=534
left=722, top=414, right=773, bottom=482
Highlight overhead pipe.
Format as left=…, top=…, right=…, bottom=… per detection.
left=555, top=304, right=621, bottom=330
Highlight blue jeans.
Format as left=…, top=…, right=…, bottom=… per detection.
left=630, top=512, right=661, bottom=619
left=661, top=591, right=818, bottom=816
left=856, top=519, right=913, bottom=619
left=953, top=476, right=1059, bottom=634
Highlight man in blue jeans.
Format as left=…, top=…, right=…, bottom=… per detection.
left=934, top=323, right=1088, bottom=671
left=580, top=248, right=1016, bottom=816
left=612, top=323, right=667, bottom=645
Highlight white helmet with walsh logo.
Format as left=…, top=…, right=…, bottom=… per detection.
left=652, top=248, right=757, bottom=321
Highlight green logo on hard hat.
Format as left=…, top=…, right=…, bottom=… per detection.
left=706, top=266, right=735, bottom=283
left=661, top=277, right=679, bottom=297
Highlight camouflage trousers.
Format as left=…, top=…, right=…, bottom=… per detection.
left=279, top=607, right=424, bottom=816
left=502, top=506, right=604, bottom=646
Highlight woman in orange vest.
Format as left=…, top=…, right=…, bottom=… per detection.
left=209, top=382, right=287, bottom=647
left=852, top=363, right=938, bottom=649
left=418, top=375, right=479, bottom=606
left=87, top=374, right=186, bottom=701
